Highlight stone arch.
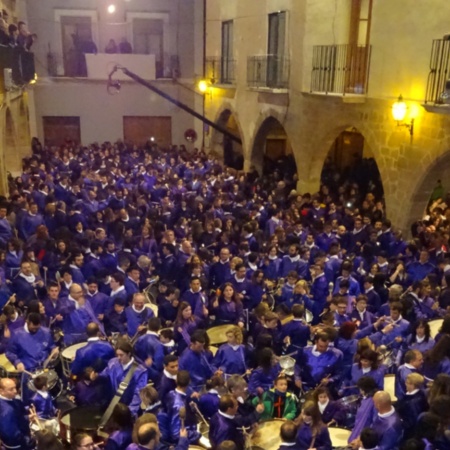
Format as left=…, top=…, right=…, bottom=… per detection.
left=250, top=110, right=297, bottom=178
left=317, top=124, right=385, bottom=203
left=407, top=151, right=450, bottom=229
left=211, top=103, right=245, bottom=170
left=307, top=122, right=381, bottom=188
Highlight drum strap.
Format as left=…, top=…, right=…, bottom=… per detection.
left=98, top=362, right=139, bottom=429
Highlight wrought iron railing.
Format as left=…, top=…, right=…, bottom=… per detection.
left=310, top=44, right=371, bottom=95
left=205, top=57, right=235, bottom=84
left=247, top=55, right=289, bottom=89
left=425, top=39, right=450, bottom=105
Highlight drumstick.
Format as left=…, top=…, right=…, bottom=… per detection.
left=179, top=406, right=186, bottom=430
left=190, top=401, right=209, bottom=427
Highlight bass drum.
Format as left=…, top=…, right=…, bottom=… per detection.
left=251, top=419, right=284, bottom=450
left=59, top=406, right=103, bottom=444
left=328, top=426, right=352, bottom=449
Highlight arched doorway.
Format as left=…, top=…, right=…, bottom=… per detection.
left=320, top=127, right=384, bottom=204
left=251, top=116, right=297, bottom=180
left=213, top=109, right=243, bottom=170
left=407, top=151, right=450, bottom=231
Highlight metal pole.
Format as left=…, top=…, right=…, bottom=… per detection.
left=111, top=66, right=242, bottom=145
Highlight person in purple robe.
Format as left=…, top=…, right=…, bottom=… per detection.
left=296, top=332, right=343, bottom=391
left=395, top=349, right=423, bottom=401
left=72, top=367, right=109, bottom=408
left=213, top=325, right=247, bottom=377
left=370, top=391, right=403, bottom=450
left=173, top=302, right=203, bottom=355
left=198, top=374, right=224, bottom=420
left=404, top=319, right=435, bottom=355
left=178, top=330, right=215, bottom=390
left=125, top=293, right=154, bottom=338
left=396, top=373, right=429, bottom=440
left=314, top=387, right=346, bottom=426
left=163, top=370, right=201, bottom=445
left=342, top=349, right=384, bottom=396
left=210, top=282, right=245, bottom=327
left=248, top=348, right=282, bottom=396
left=348, top=376, right=379, bottom=444
left=31, top=374, right=57, bottom=420
left=62, top=284, right=105, bottom=346
left=295, top=402, right=332, bottom=450
left=126, top=421, right=189, bottom=450
left=98, top=340, right=148, bottom=416
left=181, top=277, right=209, bottom=320
left=103, top=403, right=133, bottom=450
left=350, top=295, right=375, bottom=329
left=209, top=394, right=245, bottom=450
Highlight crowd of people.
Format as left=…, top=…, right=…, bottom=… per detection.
left=0, top=137, right=449, bottom=450
left=0, top=14, right=36, bottom=51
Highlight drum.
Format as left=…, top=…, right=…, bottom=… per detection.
left=59, top=406, right=103, bottom=443
left=429, top=318, right=443, bottom=339
left=0, top=353, right=20, bottom=381
left=251, top=419, right=284, bottom=450
left=207, top=325, right=233, bottom=345
left=28, top=368, right=63, bottom=399
left=340, top=395, right=359, bottom=406
left=384, top=374, right=397, bottom=402
left=61, top=342, right=88, bottom=378
left=328, top=426, right=351, bottom=449
left=304, top=309, right=313, bottom=323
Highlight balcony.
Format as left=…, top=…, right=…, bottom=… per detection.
left=247, top=55, right=289, bottom=90
left=424, top=39, right=450, bottom=111
left=205, top=57, right=235, bottom=85
left=46, top=51, right=180, bottom=80
left=310, top=44, right=371, bottom=96
left=0, top=46, right=35, bottom=93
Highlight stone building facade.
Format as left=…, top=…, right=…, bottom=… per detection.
left=204, top=0, right=450, bottom=233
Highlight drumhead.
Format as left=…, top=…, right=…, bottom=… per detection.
left=207, top=325, right=233, bottom=345
left=62, top=342, right=88, bottom=360
left=251, top=419, right=283, bottom=450
left=328, top=427, right=351, bottom=447
left=429, top=319, right=443, bottom=339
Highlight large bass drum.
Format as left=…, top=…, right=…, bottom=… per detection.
left=251, top=419, right=284, bottom=450
left=59, top=406, right=103, bottom=444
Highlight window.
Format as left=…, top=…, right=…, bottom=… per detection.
left=221, top=21, right=234, bottom=83
left=267, top=12, right=287, bottom=88
left=60, top=16, right=94, bottom=77
left=132, top=19, right=164, bottom=78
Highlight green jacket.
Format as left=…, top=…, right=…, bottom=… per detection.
left=251, top=389, right=298, bottom=420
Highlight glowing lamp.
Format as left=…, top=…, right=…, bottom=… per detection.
left=392, top=94, right=414, bottom=137
left=107, top=4, right=116, bottom=14
left=198, top=80, right=209, bottom=93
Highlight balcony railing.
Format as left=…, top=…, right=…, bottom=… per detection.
left=0, top=46, right=35, bottom=92
left=310, top=44, right=371, bottom=95
left=205, top=57, right=235, bottom=84
left=47, top=51, right=178, bottom=80
left=425, top=39, right=450, bottom=106
left=247, top=55, right=289, bottom=89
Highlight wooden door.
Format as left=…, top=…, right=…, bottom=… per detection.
left=265, top=138, right=286, bottom=161
left=43, top=116, right=81, bottom=147
left=123, top=116, right=172, bottom=148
